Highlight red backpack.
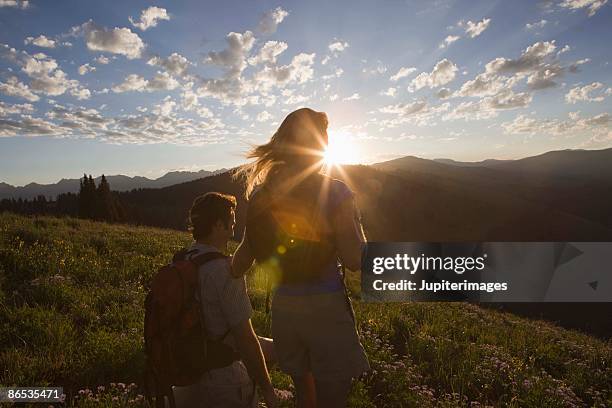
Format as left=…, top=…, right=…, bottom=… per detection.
left=143, top=249, right=239, bottom=408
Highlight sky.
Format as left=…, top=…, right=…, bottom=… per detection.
left=0, top=0, right=611, bottom=186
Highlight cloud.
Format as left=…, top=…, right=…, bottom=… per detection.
left=390, top=66, right=416, bottom=81
left=378, top=100, right=450, bottom=127
left=525, top=19, right=548, bottom=30
left=321, top=67, right=344, bottom=80
left=251, top=52, right=316, bottom=91
left=409, top=59, right=457, bottom=91
left=75, top=20, right=145, bottom=59
left=557, top=45, right=571, bottom=56
left=0, top=0, right=29, bottom=9
left=258, top=7, right=289, bottom=34
left=0, top=101, right=34, bottom=116
left=147, top=71, right=179, bottom=91
left=69, top=87, right=91, bottom=100
left=129, top=6, right=170, bottom=31
left=78, top=63, right=95, bottom=75
left=1, top=102, right=227, bottom=144
left=343, top=93, right=360, bottom=101
left=568, top=58, right=590, bottom=72
left=112, top=74, right=148, bottom=93
left=362, top=61, right=387, bottom=75
left=484, top=41, right=570, bottom=90
left=0, top=114, right=71, bottom=137
left=95, top=55, right=110, bottom=64
left=148, top=53, right=191, bottom=77
left=463, top=40, right=592, bottom=96
left=24, top=35, right=56, bottom=48
left=328, top=40, right=349, bottom=53
left=180, top=88, right=198, bottom=111
left=465, top=18, right=491, bottom=38
left=439, top=35, right=460, bottom=49
left=526, top=64, right=564, bottom=89
left=380, top=101, right=428, bottom=115
left=205, top=31, right=255, bottom=77
left=112, top=72, right=178, bottom=93
left=559, top=0, right=608, bottom=17
left=46, top=105, right=110, bottom=132
left=0, top=76, right=39, bottom=101
left=0, top=45, right=88, bottom=100
left=152, top=97, right=176, bottom=116
left=436, top=88, right=452, bottom=99
left=453, top=39, right=593, bottom=104
left=565, top=82, right=606, bottom=103
left=195, top=77, right=252, bottom=105
left=281, top=88, right=310, bottom=105
left=455, top=73, right=510, bottom=97
left=444, top=90, right=532, bottom=121
left=381, top=87, right=397, bottom=97
left=21, top=52, right=80, bottom=97
left=256, top=111, right=272, bottom=122
left=248, top=41, right=288, bottom=66
left=502, top=111, right=610, bottom=135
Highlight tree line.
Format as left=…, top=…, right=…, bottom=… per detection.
left=0, top=174, right=125, bottom=223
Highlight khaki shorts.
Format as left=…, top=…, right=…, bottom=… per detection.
left=171, top=361, right=256, bottom=408
left=271, top=290, right=370, bottom=381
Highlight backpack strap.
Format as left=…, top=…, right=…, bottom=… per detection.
left=189, top=250, right=240, bottom=367
left=190, top=251, right=228, bottom=267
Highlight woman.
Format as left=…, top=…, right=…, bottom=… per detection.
left=231, top=108, right=370, bottom=407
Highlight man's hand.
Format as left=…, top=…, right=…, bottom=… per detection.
left=261, top=385, right=278, bottom=408
left=231, top=319, right=275, bottom=406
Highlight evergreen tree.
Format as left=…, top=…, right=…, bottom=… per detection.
left=95, top=174, right=114, bottom=221
left=78, top=174, right=96, bottom=219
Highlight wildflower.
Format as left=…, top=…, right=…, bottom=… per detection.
left=275, top=389, right=293, bottom=400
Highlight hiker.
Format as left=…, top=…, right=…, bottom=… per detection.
left=231, top=108, right=370, bottom=407
left=171, top=192, right=277, bottom=408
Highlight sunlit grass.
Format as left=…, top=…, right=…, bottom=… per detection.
left=0, top=213, right=610, bottom=407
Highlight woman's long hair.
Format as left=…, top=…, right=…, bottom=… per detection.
left=234, top=108, right=329, bottom=197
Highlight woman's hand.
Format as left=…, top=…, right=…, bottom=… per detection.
left=231, top=228, right=255, bottom=278
left=332, top=196, right=366, bottom=271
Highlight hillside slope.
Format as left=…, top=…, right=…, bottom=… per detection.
left=115, top=163, right=612, bottom=241
left=0, top=214, right=610, bottom=407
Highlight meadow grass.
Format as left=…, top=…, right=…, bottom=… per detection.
left=0, top=213, right=610, bottom=407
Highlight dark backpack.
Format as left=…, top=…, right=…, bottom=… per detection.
left=246, top=174, right=338, bottom=285
left=143, top=249, right=239, bottom=408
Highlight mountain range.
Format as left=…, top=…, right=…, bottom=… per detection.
left=0, top=169, right=227, bottom=200
left=105, top=147, right=612, bottom=242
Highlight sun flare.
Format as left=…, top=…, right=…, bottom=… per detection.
left=323, top=130, right=361, bottom=167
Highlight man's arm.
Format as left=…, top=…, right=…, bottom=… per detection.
left=231, top=228, right=255, bottom=278
left=231, top=319, right=277, bottom=407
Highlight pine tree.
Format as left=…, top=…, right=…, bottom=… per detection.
left=96, top=174, right=113, bottom=221
left=78, top=174, right=97, bottom=219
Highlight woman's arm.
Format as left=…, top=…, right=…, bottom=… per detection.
left=331, top=197, right=366, bottom=271
left=231, top=228, right=255, bottom=278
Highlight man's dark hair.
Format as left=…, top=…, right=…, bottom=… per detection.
left=189, top=192, right=237, bottom=240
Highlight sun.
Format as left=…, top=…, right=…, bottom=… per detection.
left=323, top=130, right=361, bottom=167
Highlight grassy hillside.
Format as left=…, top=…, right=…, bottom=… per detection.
left=0, top=213, right=610, bottom=407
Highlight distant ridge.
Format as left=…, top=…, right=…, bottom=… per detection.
left=0, top=169, right=227, bottom=200
left=434, top=158, right=514, bottom=167
left=430, top=148, right=612, bottom=181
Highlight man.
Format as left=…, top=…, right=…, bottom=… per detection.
left=171, top=192, right=277, bottom=408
